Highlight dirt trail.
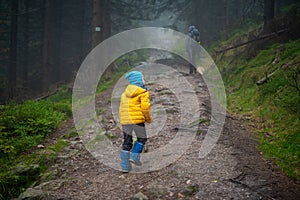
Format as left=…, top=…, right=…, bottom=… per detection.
left=19, top=59, right=300, bottom=200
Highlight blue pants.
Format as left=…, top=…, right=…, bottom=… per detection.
left=122, top=123, right=147, bottom=151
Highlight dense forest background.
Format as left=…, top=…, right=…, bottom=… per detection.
left=1, top=0, right=300, bottom=199
left=0, top=0, right=298, bottom=102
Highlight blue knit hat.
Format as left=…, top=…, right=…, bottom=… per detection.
left=125, top=71, right=145, bottom=89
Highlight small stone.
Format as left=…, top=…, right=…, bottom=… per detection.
left=13, top=163, right=40, bottom=177
left=195, top=190, right=208, bottom=198
left=198, top=83, right=205, bottom=87
left=39, top=179, right=65, bottom=191
left=18, top=188, right=46, bottom=200
left=69, top=141, right=78, bottom=145
left=131, top=192, right=148, bottom=200
left=180, top=183, right=199, bottom=197
left=57, top=155, right=68, bottom=159
left=37, top=144, right=45, bottom=149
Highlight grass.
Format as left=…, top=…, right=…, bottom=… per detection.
left=0, top=99, right=67, bottom=199
left=0, top=140, right=67, bottom=200
left=0, top=49, right=148, bottom=199
left=0, top=154, right=45, bottom=199
left=220, top=38, right=300, bottom=181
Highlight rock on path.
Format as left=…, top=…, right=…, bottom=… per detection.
left=19, top=59, right=300, bottom=200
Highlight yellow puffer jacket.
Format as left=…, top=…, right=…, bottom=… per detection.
left=119, top=85, right=152, bottom=125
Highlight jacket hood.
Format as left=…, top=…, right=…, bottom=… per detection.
left=124, top=85, right=147, bottom=98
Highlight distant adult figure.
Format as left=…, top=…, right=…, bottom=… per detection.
left=186, top=25, right=200, bottom=74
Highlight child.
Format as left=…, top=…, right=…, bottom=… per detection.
left=119, top=71, right=152, bottom=172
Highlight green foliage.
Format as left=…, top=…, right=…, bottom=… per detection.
left=0, top=98, right=69, bottom=198
left=0, top=48, right=148, bottom=199
left=48, top=85, right=72, bottom=116
left=46, top=139, right=68, bottom=153
left=219, top=35, right=300, bottom=180
left=280, top=3, right=300, bottom=14
left=0, top=153, right=47, bottom=199
left=259, top=114, right=300, bottom=179
left=96, top=52, right=138, bottom=93
left=0, top=100, right=65, bottom=158
left=53, top=102, right=72, bottom=117
left=47, top=85, right=72, bottom=103
left=209, top=22, right=262, bottom=55
left=62, top=129, right=78, bottom=139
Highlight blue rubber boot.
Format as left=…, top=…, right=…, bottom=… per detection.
left=129, top=142, right=144, bottom=166
left=120, top=150, right=131, bottom=173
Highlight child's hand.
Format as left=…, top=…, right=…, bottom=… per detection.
left=146, top=116, right=152, bottom=123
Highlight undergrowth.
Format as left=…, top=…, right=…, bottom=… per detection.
left=218, top=31, right=300, bottom=181
left=0, top=50, right=145, bottom=199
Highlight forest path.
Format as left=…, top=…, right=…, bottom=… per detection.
left=19, top=59, right=300, bottom=200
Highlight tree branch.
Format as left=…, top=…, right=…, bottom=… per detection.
left=216, top=28, right=289, bottom=54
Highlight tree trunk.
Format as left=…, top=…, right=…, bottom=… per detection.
left=263, top=0, right=275, bottom=33
left=42, top=0, right=59, bottom=90
left=92, top=0, right=111, bottom=48
left=23, top=0, right=29, bottom=87
left=275, top=0, right=283, bottom=15
left=52, top=0, right=62, bottom=83
left=223, top=0, right=229, bottom=37
left=103, top=0, right=111, bottom=40
left=78, top=0, right=85, bottom=66
left=42, top=0, right=50, bottom=90
left=8, top=0, right=18, bottom=99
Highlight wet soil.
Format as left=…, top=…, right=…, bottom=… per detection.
left=20, top=59, right=300, bottom=200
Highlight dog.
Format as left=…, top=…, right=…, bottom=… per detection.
left=196, top=66, right=205, bottom=75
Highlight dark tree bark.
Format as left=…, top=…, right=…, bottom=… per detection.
left=103, top=0, right=111, bottom=42
left=275, top=0, right=283, bottom=15
left=51, top=0, right=62, bottom=83
left=92, top=0, right=111, bottom=48
left=42, top=0, right=62, bottom=90
left=23, top=0, right=29, bottom=87
left=78, top=0, right=85, bottom=65
left=8, top=0, right=18, bottom=98
left=224, top=0, right=229, bottom=30
left=42, top=0, right=51, bottom=90
left=263, top=0, right=275, bottom=33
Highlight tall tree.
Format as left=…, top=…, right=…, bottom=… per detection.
left=223, top=0, right=229, bottom=36
left=8, top=0, right=18, bottom=98
left=22, top=0, right=29, bottom=87
left=51, top=0, right=62, bottom=83
left=92, top=0, right=111, bottom=48
left=263, top=0, right=275, bottom=33
left=42, top=0, right=51, bottom=90
left=42, top=0, right=62, bottom=89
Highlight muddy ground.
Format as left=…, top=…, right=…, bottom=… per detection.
left=18, top=59, right=300, bottom=200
